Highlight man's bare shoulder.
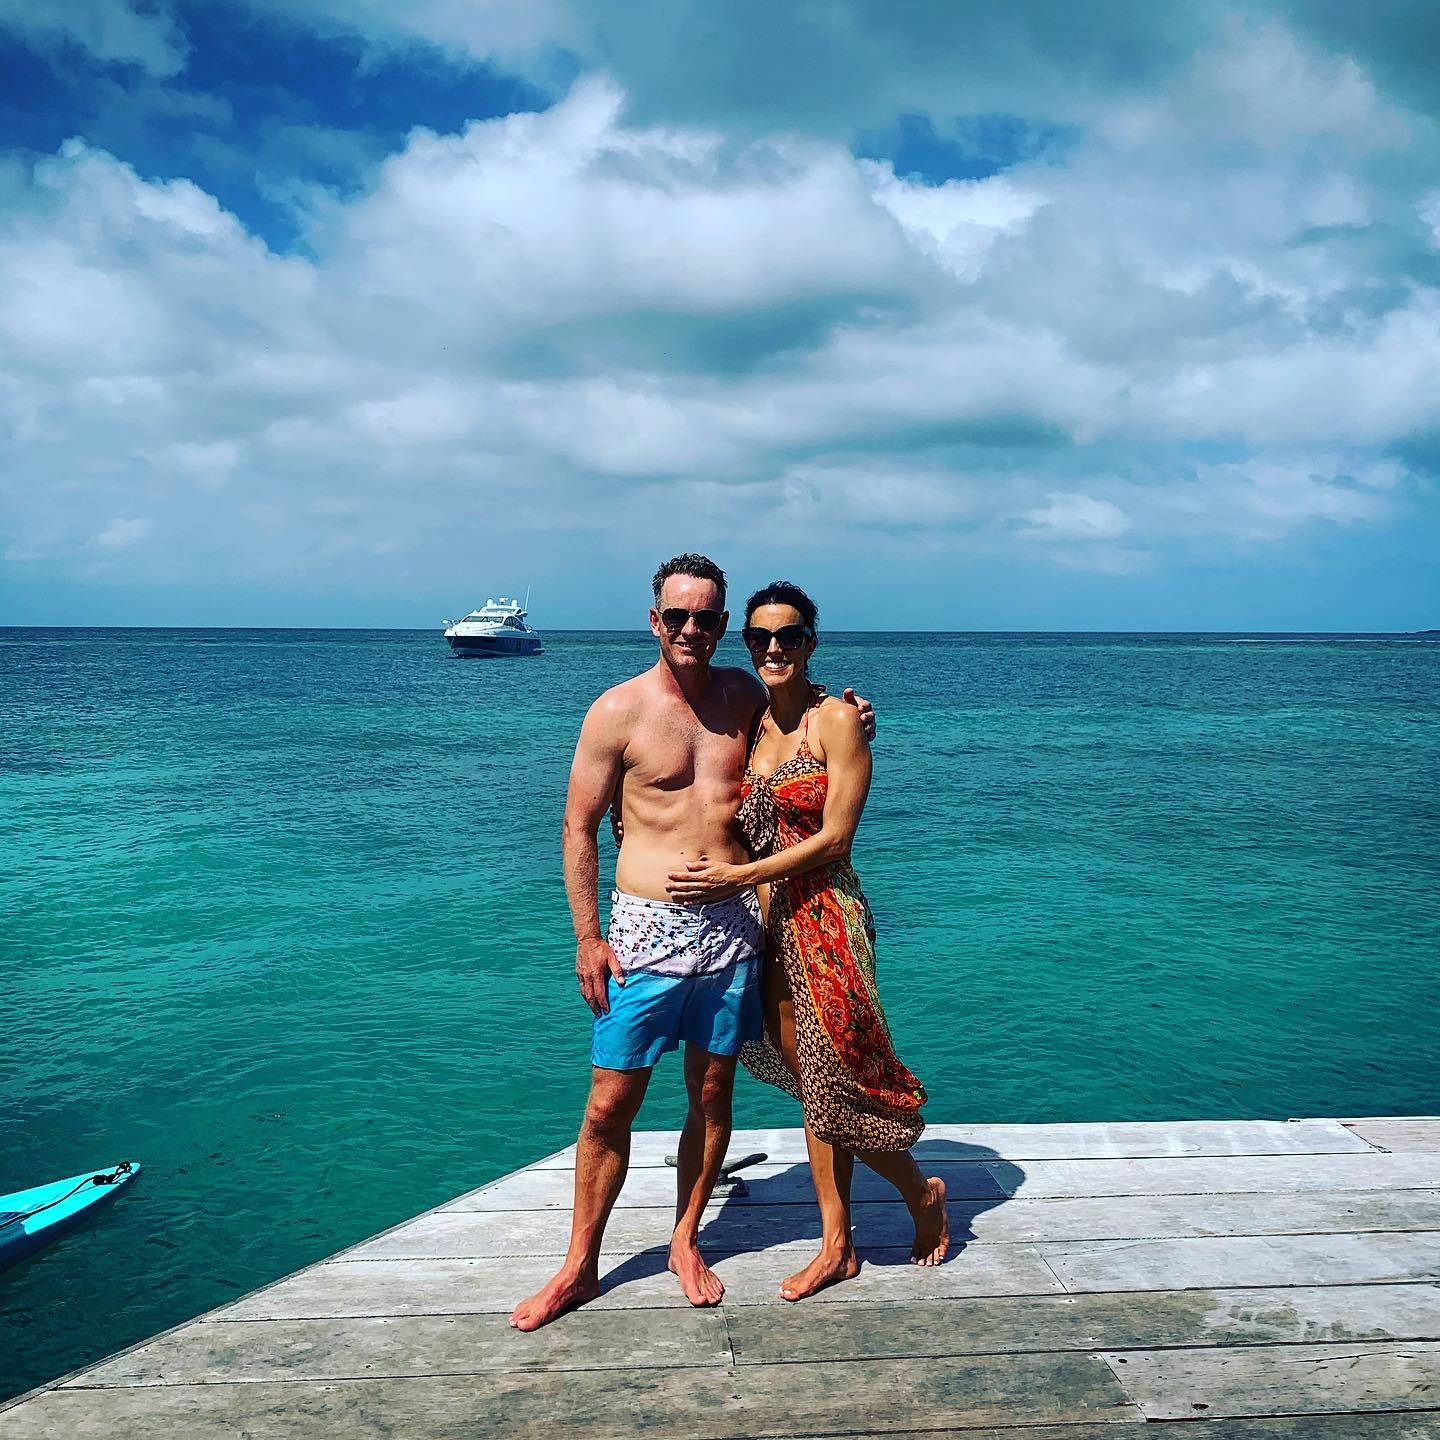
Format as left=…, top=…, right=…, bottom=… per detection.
left=594, top=670, right=654, bottom=705
left=582, top=673, right=650, bottom=735
left=710, top=665, right=766, bottom=715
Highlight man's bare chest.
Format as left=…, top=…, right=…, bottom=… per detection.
left=626, top=718, right=748, bottom=793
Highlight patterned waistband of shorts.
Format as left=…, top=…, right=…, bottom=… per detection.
left=607, top=888, right=764, bottom=978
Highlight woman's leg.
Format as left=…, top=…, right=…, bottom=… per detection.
left=759, top=925, right=791, bottom=1058
left=764, top=954, right=861, bottom=1298
left=854, top=1146, right=949, bottom=1266
left=779, top=1125, right=860, bottom=1299
left=763, top=890, right=947, bottom=1269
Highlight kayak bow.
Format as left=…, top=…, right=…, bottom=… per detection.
left=0, top=1162, right=140, bottom=1274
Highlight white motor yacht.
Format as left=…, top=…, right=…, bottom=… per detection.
left=443, top=598, right=543, bottom=657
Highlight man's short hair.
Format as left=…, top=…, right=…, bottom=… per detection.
left=652, top=553, right=727, bottom=608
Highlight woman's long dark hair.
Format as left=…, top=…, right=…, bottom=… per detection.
left=744, top=580, right=819, bottom=635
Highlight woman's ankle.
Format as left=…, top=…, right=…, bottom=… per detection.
left=904, top=1183, right=936, bottom=1215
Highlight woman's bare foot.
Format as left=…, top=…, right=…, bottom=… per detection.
left=668, top=1239, right=725, bottom=1306
left=909, top=1176, right=949, bottom=1266
left=779, top=1242, right=859, bottom=1301
left=508, top=1266, right=600, bottom=1331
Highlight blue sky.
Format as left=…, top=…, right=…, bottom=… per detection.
left=2, top=1, right=1438, bottom=629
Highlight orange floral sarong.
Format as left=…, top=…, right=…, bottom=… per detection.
left=737, top=702, right=926, bottom=1151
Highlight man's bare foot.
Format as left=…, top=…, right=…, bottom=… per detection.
left=779, top=1243, right=859, bottom=1301
left=668, top=1238, right=725, bottom=1306
left=508, top=1267, right=600, bottom=1331
left=910, top=1176, right=949, bottom=1266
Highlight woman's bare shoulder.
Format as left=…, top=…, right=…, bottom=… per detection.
left=814, top=694, right=866, bottom=751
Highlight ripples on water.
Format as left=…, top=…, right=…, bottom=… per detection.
left=2, top=627, right=1438, bottom=1397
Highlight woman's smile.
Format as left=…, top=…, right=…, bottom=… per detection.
left=746, top=602, right=815, bottom=691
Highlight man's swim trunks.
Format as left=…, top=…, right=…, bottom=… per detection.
left=591, top=889, right=764, bottom=1070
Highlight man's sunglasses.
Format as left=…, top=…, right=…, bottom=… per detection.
left=659, top=607, right=724, bottom=633
left=742, top=624, right=813, bottom=651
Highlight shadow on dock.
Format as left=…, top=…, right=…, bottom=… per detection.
left=593, top=1139, right=1024, bottom=1297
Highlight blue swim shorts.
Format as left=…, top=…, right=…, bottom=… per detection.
left=590, top=889, right=764, bottom=1071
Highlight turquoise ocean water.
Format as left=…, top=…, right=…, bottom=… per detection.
left=3, top=627, right=1438, bottom=1398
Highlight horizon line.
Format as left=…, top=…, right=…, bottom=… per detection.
left=3, top=625, right=1435, bottom=637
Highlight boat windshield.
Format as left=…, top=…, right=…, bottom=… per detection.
left=460, top=606, right=527, bottom=625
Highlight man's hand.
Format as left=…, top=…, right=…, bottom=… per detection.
left=843, top=687, right=877, bottom=741
left=576, top=937, right=624, bottom=1015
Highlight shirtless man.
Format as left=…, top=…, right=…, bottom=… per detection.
left=509, top=553, right=872, bottom=1331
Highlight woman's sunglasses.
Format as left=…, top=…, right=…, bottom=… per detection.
left=659, top=607, right=724, bottom=633
left=742, top=624, right=813, bottom=651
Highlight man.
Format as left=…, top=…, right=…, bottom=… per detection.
left=509, top=553, right=872, bottom=1330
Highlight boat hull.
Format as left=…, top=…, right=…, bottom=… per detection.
left=447, top=633, right=542, bottom=657
left=0, top=1162, right=140, bottom=1274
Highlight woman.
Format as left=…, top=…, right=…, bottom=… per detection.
left=667, top=581, right=947, bottom=1300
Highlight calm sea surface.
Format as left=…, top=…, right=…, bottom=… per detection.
left=3, top=628, right=1438, bottom=1397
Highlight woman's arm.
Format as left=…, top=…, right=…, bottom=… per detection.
left=665, top=702, right=871, bottom=901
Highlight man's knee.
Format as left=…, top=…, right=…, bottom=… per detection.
left=584, top=1073, right=645, bottom=1138
left=685, top=1060, right=735, bottom=1124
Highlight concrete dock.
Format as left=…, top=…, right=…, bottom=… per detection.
left=3, top=1116, right=1440, bottom=1437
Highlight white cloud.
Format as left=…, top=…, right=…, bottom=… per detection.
left=155, top=440, right=240, bottom=489
left=1021, top=493, right=1133, bottom=542
left=0, top=0, right=187, bottom=77
left=1, top=22, right=1437, bottom=608
left=317, top=77, right=928, bottom=339
left=1180, top=459, right=1394, bottom=538
left=776, top=461, right=983, bottom=532
left=860, top=164, right=1046, bottom=281
left=263, top=0, right=580, bottom=72
left=254, top=0, right=1225, bottom=136
left=250, top=0, right=1440, bottom=148
left=1184, top=20, right=1409, bottom=152
left=1419, top=191, right=1440, bottom=245
left=92, top=517, right=152, bottom=550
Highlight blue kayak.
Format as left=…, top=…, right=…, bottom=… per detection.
left=0, top=1162, right=140, bottom=1274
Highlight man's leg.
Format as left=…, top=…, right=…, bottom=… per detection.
left=668, top=1043, right=736, bottom=1306
left=509, top=1064, right=651, bottom=1330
